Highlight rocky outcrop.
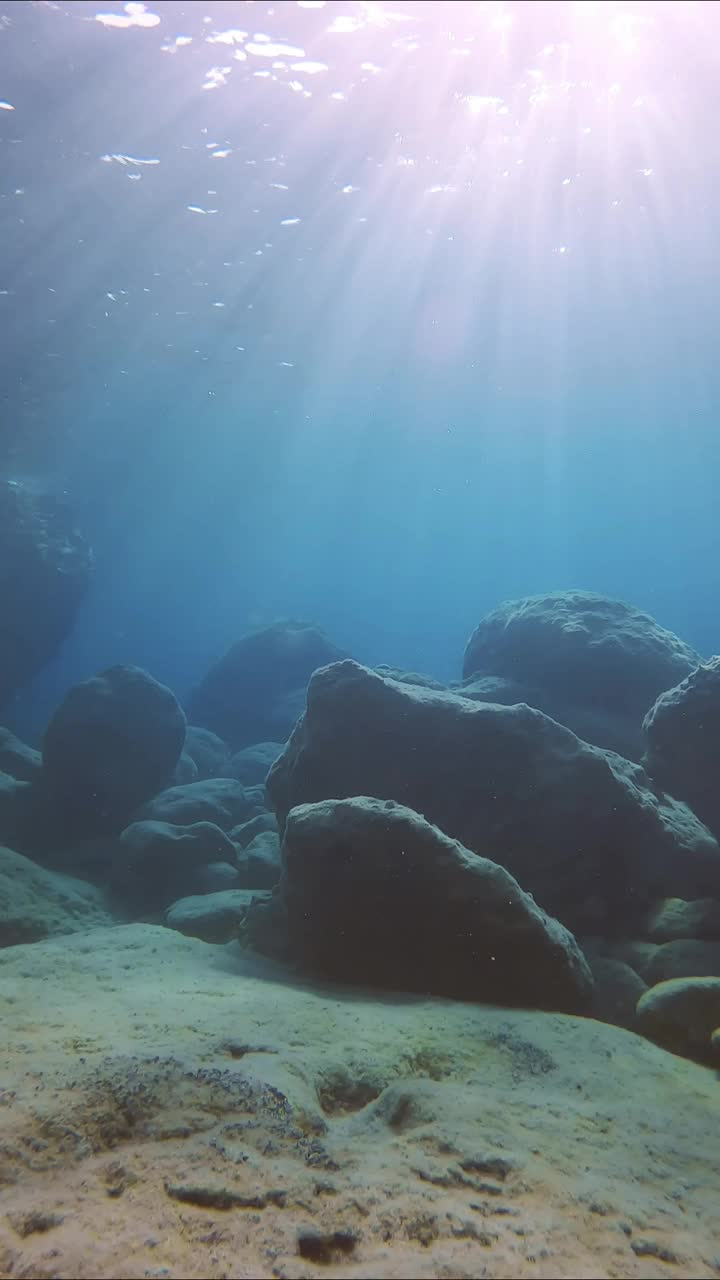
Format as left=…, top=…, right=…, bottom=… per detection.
left=267, top=661, right=720, bottom=933
left=279, top=797, right=593, bottom=1013
left=642, top=657, right=720, bottom=838
left=188, top=621, right=348, bottom=749
left=0, top=479, right=93, bottom=712
left=462, top=592, right=701, bottom=759
left=41, top=665, right=186, bottom=836
left=0, top=844, right=111, bottom=947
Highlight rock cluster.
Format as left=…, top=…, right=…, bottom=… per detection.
left=0, top=599, right=719, bottom=1065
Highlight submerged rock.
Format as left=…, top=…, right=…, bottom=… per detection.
left=644, top=939, right=720, bottom=984
left=643, top=657, right=720, bottom=838
left=183, top=726, right=232, bottom=780
left=279, top=796, right=593, bottom=1013
left=230, top=811, right=279, bottom=848
left=138, top=777, right=265, bottom=831
left=240, top=830, right=281, bottom=888
left=0, top=844, right=111, bottom=946
left=644, top=896, right=720, bottom=942
left=230, top=741, right=283, bottom=787
left=188, top=620, right=348, bottom=750
left=636, top=976, right=720, bottom=1062
left=41, top=665, right=186, bottom=835
left=267, top=661, right=720, bottom=933
left=585, top=956, right=647, bottom=1032
left=0, top=480, right=93, bottom=712
left=165, top=888, right=270, bottom=944
left=462, top=591, right=701, bottom=758
left=111, top=819, right=237, bottom=914
left=174, top=752, right=199, bottom=785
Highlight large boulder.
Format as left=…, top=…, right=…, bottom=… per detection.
left=110, top=820, right=237, bottom=914
left=462, top=592, right=701, bottom=759
left=642, top=658, right=720, bottom=839
left=267, top=661, right=720, bottom=933
left=41, top=665, right=186, bottom=836
left=278, top=797, right=593, bottom=1013
left=188, top=621, right=348, bottom=750
left=0, top=479, right=93, bottom=712
left=0, top=844, right=112, bottom=947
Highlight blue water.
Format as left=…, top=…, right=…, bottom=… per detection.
left=2, top=0, right=720, bottom=737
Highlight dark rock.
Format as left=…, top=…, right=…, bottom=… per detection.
left=267, top=661, right=720, bottom=934
left=645, top=896, right=720, bottom=942
left=0, top=479, right=93, bottom=712
left=244, top=888, right=291, bottom=962
left=462, top=592, right=701, bottom=759
left=229, top=811, right=278, bottom=848
left=636, top=977, right=720, bottom=1062
left=645, top=939, right=720, bottom=984
left=0, top=727, right=41, bottom=782
left=188, top=620, right=348, bottom=750
left=297, top=1228, right=357, bottom=1264
left=241, top=830, right=281, bottom=888
left=643, top=658, right=720, bottom=838
left=183, top=726, right=232, bottom=780
left=196, top=861, right=241, bottom=893
left=602, top=940, right=660, bottom=983
left=164, top=1182, right=285, bottom=1210
left=279, top=796, right=593, bottom=1012
left=630, top=1240, right=680, bottom=1265
left=110, top=820, right=237, bottom=914
left=230, top=741, right=283, bottom=787
left=165, top=888, right=270, bottom=943
left=7, top=1210, right=65, bottom=1238
left=173, top=753, right=199, bottom=785
left=41, top=665, right=186, bottom=836
left=586, top=956, right=647, bottom=1031
left=138, top=778, right=263, bottom=831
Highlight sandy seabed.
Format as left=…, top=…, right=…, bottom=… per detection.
left=0, top=924, right=718, bottom=1280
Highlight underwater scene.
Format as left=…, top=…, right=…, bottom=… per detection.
left=1, top=0, right=720, bottom=1276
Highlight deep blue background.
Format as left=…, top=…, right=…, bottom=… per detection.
left=1, top=0, right=719, bottom=738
